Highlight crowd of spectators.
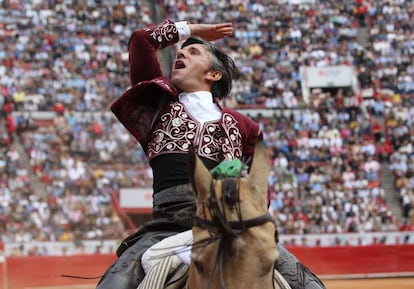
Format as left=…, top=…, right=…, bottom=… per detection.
left=1, top=0, right=414, bottom=254
left=385, top=100, right=414, bottom=230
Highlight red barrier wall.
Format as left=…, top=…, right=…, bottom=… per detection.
left=2, top=254, right=116, bottom=289
left=0, top=263, right=4, bottom=289
left=288, top=244, right=414, bottom=276
left=1, top=245, right=414, bottom=289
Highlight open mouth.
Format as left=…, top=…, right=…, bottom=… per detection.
left=174, top=60, right=186, bottom=69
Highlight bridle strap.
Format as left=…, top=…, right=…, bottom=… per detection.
left=193, top=212, right=275, bottom=232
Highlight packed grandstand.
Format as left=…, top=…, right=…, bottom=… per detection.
left=0, top=0, right=413, bottom=256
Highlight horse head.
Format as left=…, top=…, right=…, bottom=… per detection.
left=187, top=136, right=279, bottom=289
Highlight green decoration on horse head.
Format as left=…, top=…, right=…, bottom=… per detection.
left=209, top=159, right=249, bottom=179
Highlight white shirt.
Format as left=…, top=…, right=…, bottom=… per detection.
left=175, top=21, right=191, bottom=41
left=179, top=91, right=221, bottom=126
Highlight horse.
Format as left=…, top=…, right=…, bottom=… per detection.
left=138, top=137, right=290, bottom=289
left=186, top=137, right=290, bottom=289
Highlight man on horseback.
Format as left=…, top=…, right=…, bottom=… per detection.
left=96, top=19, right=326, bottom=289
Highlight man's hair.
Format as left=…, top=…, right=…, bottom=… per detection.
left=181, top=36, right=237, bottom=100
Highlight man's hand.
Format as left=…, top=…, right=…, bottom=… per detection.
left=188, top=23, right=233, bottom=41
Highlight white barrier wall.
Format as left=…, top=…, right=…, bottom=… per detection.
left=3, top=231, right=414, bottom=256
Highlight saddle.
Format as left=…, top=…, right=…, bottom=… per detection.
left=138, top=230, right=291, bottom=289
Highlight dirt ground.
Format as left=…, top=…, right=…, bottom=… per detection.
left=322, top=277, right=414, bottom=289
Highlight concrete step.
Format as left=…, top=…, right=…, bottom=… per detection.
left=380, top=161, right=403, bottom=222
left=146, top=0, right=177, bottom=77
left=14, top=135, right=47, bottom=198
left=357, top=27, right=371, bottom=48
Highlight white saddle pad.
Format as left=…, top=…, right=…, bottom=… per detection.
left=141, top=230, right=193, bottom=275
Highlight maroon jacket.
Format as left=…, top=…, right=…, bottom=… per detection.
left=110, top=19, right=260, bottom=165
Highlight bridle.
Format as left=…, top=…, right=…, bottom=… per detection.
left=189, top=177, right=277, bottom=289
left=193, top=179, right=275, bottom=236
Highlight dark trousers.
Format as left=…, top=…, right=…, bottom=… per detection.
left=96, top=184, right=196, bottom=289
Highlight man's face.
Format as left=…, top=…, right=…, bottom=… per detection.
left=171, top=43, right=213, bottom=92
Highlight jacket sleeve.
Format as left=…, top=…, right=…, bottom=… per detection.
left=109, top=19, right=180, bottom=151
left=242, top=118, right=261, bottom=167
left=128, top=19, right=179, bottom=86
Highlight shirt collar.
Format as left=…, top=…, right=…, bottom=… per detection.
left=178, top=91, right=213, bottom=105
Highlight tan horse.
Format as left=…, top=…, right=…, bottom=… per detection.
left=186, top=137, right=289, bottom=289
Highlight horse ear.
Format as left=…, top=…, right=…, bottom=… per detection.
left=247, top=134, right=270, bottom=197
left=187, top=147, right=212, bottom=202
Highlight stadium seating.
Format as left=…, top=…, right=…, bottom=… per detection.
left=1, top=0, right=413, bottom=255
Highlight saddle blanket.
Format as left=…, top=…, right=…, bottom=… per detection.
left=141, top=229, right=192, bottom=275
